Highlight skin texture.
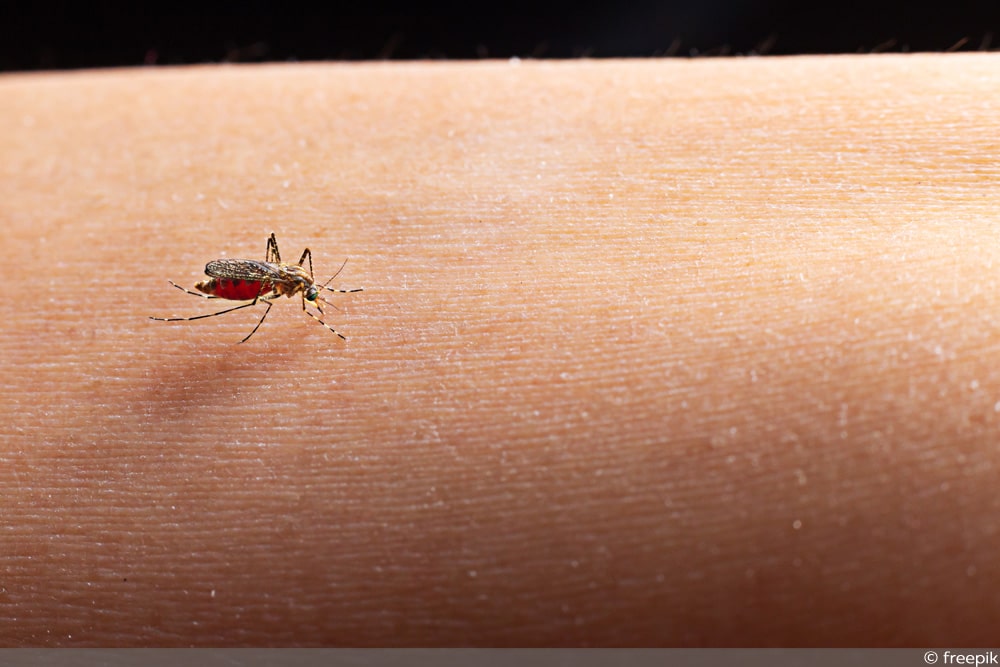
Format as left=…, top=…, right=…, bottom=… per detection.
left=1, top=55, right=1000, bottom=646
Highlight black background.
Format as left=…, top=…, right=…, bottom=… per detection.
left=2, top=0, right=1000, bottom=71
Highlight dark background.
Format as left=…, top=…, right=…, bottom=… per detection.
left=2, top=0, right=1000, bottom=71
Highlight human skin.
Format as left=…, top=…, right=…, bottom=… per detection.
left=1, top=55, right=999, bottom=646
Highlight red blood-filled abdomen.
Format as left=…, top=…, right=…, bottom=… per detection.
left=205, top=279, right=271, bottom=301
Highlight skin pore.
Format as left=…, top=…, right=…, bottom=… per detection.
left=1, top=55, right=1000, bottom=646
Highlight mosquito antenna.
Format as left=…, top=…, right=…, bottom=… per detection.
left=321, top=258, right=349, bottom=289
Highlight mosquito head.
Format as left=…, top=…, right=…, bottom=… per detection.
left=304, top=285, right=320, bottom=303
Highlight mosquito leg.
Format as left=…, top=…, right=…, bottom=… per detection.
left=239, top=300, right=274, bottom=344
left=168, top=280, right=221, bottom=299
left=267, top=233, right=281, bottom=263
left=298, top=294, right=346, bottom=340
left=150, top=300, right=260, bottom=322
left=298, top=247, right=313, bottom=277
left=303, top=306, right=347, bottom=341
left=322, top=285, right=363, bottom=295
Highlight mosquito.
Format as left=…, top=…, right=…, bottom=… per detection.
left=151, top=232, right=362, bottom=343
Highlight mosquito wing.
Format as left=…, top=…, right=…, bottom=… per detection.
left=204, top=259, right=286, bottom=282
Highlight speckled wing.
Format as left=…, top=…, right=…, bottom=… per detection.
left=204, top=259, right=285, bottom=281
